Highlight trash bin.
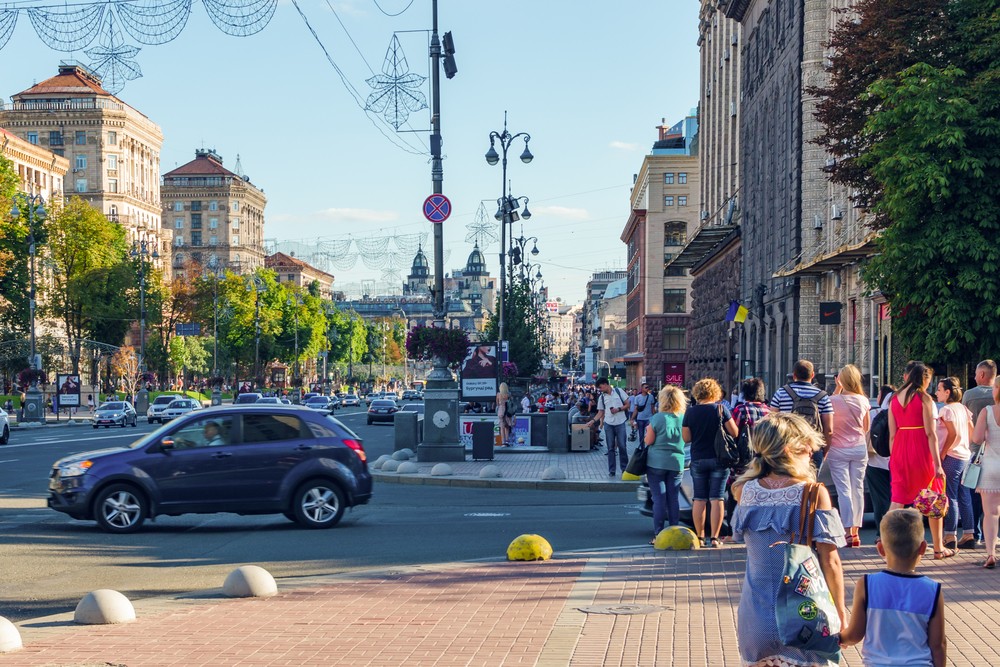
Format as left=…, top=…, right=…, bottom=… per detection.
left=471, top=421, right=494, bottom=461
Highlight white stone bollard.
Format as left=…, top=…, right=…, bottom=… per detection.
left=430, top=463, right=453, bottom=476
left=540, top=466, right=567, bottom=480
left=479, top=465, right=502, bottom=478
left=0, top=617, right=22, bottom=653
left=396, top=461, right=418, bottom=474
left=223, top=565, right=278, bottom=598
left=74, top=589, right=136, bottom=625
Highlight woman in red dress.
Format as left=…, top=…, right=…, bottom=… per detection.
left=889, top=361, right=950, bottom=558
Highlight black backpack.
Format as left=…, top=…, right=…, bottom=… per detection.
left=870, top=408, right=891, bottom=457
left=734, top=408, right=755, bottom=468
left=783, top=384, right=826, bottom=432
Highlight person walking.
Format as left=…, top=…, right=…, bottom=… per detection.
left=963, top=359, right=996, bottom=547
left=827, top=364, right=870, bottom=547
left=496, top=383, right=516, bottom=447
left=587, top=378, right=631, bottom=477
left=934, top=376, right=975, bottom=550
left=732, top=413, right=847, bottom=667
left=867, top=384, right=896, bottom=541
left=644, top=385, right=686, bottom=541
left=630, top=383, right=656, bottom=448
left=889, top=361, right=950, bottom=559
left=769, top=359, right=834, bottom=468
left=728, top=377, right=771, bottom=532
left=970, top=375, right=1000, bottom=569
left=682, top=377, right=738, bottom=547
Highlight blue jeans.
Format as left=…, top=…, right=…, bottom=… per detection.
left=647, top=467, right=682, bottom=534
left=943, top=455, right=975, bottom=536
left=604, top=422, right=629, bottom=474
left=691, top=458, right=730, bottom=501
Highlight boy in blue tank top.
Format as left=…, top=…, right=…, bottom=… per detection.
left=840, top=509, right=946, bottom=666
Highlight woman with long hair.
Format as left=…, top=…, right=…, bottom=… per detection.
left=496, top=382, right=515, bottom=447
left=827, top=364, right=870, bottom=547
left=970, top=375, right=1000, bottom=569
left=644, top=385, right=687, bottom=541
left=889, top=361, right=949, bottom=558
left=934, top=376, right=975, bottom=549
left=732, top=413, right=847, bottom=666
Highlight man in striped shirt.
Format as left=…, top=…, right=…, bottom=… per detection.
left=769, top=359, right=834, bottom=450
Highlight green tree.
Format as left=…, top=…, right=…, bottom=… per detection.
left=327, top=307, right=368, bottom=372
left=168, top=335, right=210, bottom=383
left=0, top=156, right=41, bottom=342
left=482, top=279, right=545, bottom=378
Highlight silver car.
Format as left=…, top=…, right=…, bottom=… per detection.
left=147, top=394, right=184, bottom=424
left=162, top=398, right=202, bottom=421
left=93, top=401, right=138, bottom=429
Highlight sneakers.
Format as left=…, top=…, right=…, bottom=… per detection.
left=608, top=472, right=616, bottom=478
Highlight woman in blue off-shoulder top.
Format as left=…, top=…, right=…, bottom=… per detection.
left=731, top=413, right=848, bottom=667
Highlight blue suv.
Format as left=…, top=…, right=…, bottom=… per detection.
left=47, top=406, right=372, bottom=533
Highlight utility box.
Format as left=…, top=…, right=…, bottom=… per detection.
left=571, top=424, right=592, bottom=452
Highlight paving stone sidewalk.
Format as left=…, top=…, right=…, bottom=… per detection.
left=9, top=544, right=998, bottom=666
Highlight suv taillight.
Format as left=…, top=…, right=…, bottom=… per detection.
left=343, top=438, right=367, bottom=463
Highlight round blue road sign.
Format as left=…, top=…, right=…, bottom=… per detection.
left=423, top=194, right=452, bottom=223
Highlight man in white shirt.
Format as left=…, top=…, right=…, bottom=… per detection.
left=587, top=378, right=631, bottom=477
left=521, top=392, right=532, bottom=414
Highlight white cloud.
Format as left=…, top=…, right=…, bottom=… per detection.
left=609, top=140, right=640, bottom=151
left=533, top=205, right=589, bottom=221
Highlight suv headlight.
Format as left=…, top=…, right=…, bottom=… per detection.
left=60, top=460, right=93, bottom=477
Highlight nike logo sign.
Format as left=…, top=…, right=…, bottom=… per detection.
left=823, top=311, right=836, bottom=317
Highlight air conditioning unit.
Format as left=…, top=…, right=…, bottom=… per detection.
left=730, top=102, right=737, bottom=117
left=724, top=48, right=730, bottom=61
left=831, top=205, right=843, bottom=220
left=731, top=33, right=738, bottom=46
left=814, top=214, right=823, bottom=229
left=700, top=210, right=709, bottom=221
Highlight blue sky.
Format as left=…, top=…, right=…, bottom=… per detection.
left=0, top=0, right=700, bottom=303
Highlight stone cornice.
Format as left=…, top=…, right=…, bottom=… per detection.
left=720, top=0, right=751, bottom=22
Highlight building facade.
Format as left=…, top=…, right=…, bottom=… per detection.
left=621, top=115, right=700, bottom=389
left=162, top=149, right=267, bottom=277
left=0, top=62, right=168, bottom=267
left=0, top=127, right=68, bottom=201
left=582, top=269, right=628, bottom=379
left=265, top=252, right=335, bottom=299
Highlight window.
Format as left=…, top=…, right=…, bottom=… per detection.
left=107, top=154, right=117, bottom=170
left=175, top=235, right=184, bottom=247
left=209, top=218, right=218, bottom=229
left=678, top=196, right=688, bottom=207
left=75, top=155, right=87, bottom=170
left=49, top=131, right=63, bottom=146
left=678, top=173, right=688, bottom=184
left=287, top=274, right=295, bottom=283
left=242, top=414, right=305, bottom=443
left=232, top=201, right=240, bottom=212
left=664, top=222, right=685, bottom=246
left=232, top=235, right=240, bottom=246
left=75, top=178, right=87, bottom=193
left=209, top=236, right=218, bottom=246
left=174, top=201, right=183, bottom=212
left=75, top=131, right=86, bottom=145
left=663, top=327, right=687, bottom=350
left=107, top=131, right=117, bottom=145
left=664, top=196, right=674, bottom=207
left=168, top=415, right=234, bottom=448
left=663, top=288, right=686, bottom=313
left=231, top=218, right=240, bottom=229
left=175, top=219, right=184, bottom=229
left=190, top=201, right=202, bottom=212
left=191, top=214, right=202, bottom=228
left=664, top=173, right=674, bottom=185
left=209, top=201, right=218, bottom=211
left=108, top=179, right=118, bottom=193
left=191, top=232, right=202, bottom=246
left=26, top=132, right=38, bottom=145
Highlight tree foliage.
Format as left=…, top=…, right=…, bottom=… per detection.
left=482, top=278, right=546, bottom=378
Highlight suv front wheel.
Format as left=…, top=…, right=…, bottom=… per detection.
left=94, top=484, right=148, bottom=533
left=291, top=480, right=345, bottom=529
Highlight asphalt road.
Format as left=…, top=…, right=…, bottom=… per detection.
left=0, top=407, right=644, bottom=623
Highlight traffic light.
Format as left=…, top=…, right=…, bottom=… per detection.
left=442, top=31, right=457, bottom=79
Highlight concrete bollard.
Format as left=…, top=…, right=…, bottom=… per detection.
left=507, top=534, right=553, bottom=561
left=540, top=466, right=567, bottom=480
left=371, top=454, right=392, bottom=469
left=381, top=459, right=401, bottom=472
left=392, top=448, right=414, bottom=461
left=0, top=617, right=22, bottom=653
left=396, top=461, right=418, bottom=474
left=74, top=589, right=136, bottom=625
left=479, top=464, right=502, bottom=478
left=223, top=565, right=278, bottom=598
left=430, top=463, right=453, bottom=476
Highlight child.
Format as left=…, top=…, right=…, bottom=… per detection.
left=839, top=509, right=946, bottom=666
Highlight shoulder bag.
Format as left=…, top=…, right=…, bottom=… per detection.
left=773, top=482, right=842, bottom=661
left=962, top=411, right=989, bottom=490
left=713, top=404, right=739, bottom=466
left=734, top=405, right=754, bottom=468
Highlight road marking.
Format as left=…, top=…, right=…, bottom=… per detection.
left=0, top=458, right=18, bottom=463
left=463, top=512, right=511, bottom=517
left=5, top=431, right=145, bottom=449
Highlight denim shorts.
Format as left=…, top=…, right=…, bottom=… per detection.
left=690, top=458, right=730, bottom=501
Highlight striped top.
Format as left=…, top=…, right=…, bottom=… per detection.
left=861, top=570, right=939, bottom=666
left=769, top=382, right=834, bottom=415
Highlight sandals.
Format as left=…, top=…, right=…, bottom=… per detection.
left=943, top=539, right=957, bottom=550
left=958, top=537, right=978, bottom=549
left=847, top=535, right=861, bottom=548
left=933, top=548, right=956, bottom=560
left=985, top=556, right=996, bottom=569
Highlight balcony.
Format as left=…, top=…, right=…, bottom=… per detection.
left=3, top=99, right=125, bottom=113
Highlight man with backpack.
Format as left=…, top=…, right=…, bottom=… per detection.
left=630, top=383, right=657, bottom=446
left=587, top=378, right=632, bottom=477
left=769, top=360, right=834, bottom=465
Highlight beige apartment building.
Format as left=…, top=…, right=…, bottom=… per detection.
left=0, top=62, right=168, bottom=271
left=1, top=127, right=69, bottom=202
left=161, top=149, right=267, bottom=278
left=265, top=252, right=335, bottom=299
left=620, top=115, right=700, bottom=389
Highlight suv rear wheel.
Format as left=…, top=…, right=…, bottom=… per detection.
left=94, top=484, right=148, bottom=533
left=292, top=480, right=346, bottom=529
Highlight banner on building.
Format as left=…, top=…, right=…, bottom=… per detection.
left=819, top=302, right=842, bottom=325
left=545, top=301, right=559, bottom=313
left=460, top=343, right=498, bottom=401
left=664, top=363, right=686, bottom=388
left=56, top=373, right=81, bottom=407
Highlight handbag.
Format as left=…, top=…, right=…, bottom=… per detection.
left=962, top=446, right=985, bottom=490
left=773, top=483, right=842, bottom=661
left=622, top=444, right=648, bottom=480
left=913, top=478, right=949, bottom=518
left=713, top=404, right=739, bottom=466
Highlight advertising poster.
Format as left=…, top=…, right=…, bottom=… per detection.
left=460, top=343, right=498, bottom=401
left=57, top=373, right=81, bottom=407
left=459, top=415, right=531, bottom=448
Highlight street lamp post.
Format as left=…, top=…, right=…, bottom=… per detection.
left=206, top=256, right=225, bottom=406
left=246, top=275, right=266, bottom=389
left=485, top=114, right=533, bottom=355
left=287, top=293, right=302, bottom=401
left=131, top=235, right=158, bottom=415
left=9, top=193, right=46, bottom=423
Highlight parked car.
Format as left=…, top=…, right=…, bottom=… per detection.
left=48, top=406, right=372, bottom=533
left=397, top=403, right=424, bottom=415
left=401, top=390, right=421, bottom=401
left=341, top=394, right=360, bottom=407
left=302, top=392, right=319, bottom=403
left=0, top=409, right=10, bottom=445
left=637, top=445, right=694, bottom=526
left=304, top=395, right=336, bottom=414
left=234, top=392, right=263, bottom=405
left=367, top=399, right=398, bottom=425
left=147, top=394, right=184, bottom=424
left=280, top=397, right=292, bottom=405
left=92, top=401, right=137, bottom=429
left=162, top=398, right=202, bottom=421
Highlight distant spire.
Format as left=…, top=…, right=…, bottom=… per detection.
left=234, top=153, right=245, bottom=179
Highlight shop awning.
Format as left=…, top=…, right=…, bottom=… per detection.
left=772, top=234, right=877, bottom=278
left=667, top=223, right=738, bottom=269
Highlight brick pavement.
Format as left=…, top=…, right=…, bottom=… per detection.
left=8, top=543, right=998, bottom=666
